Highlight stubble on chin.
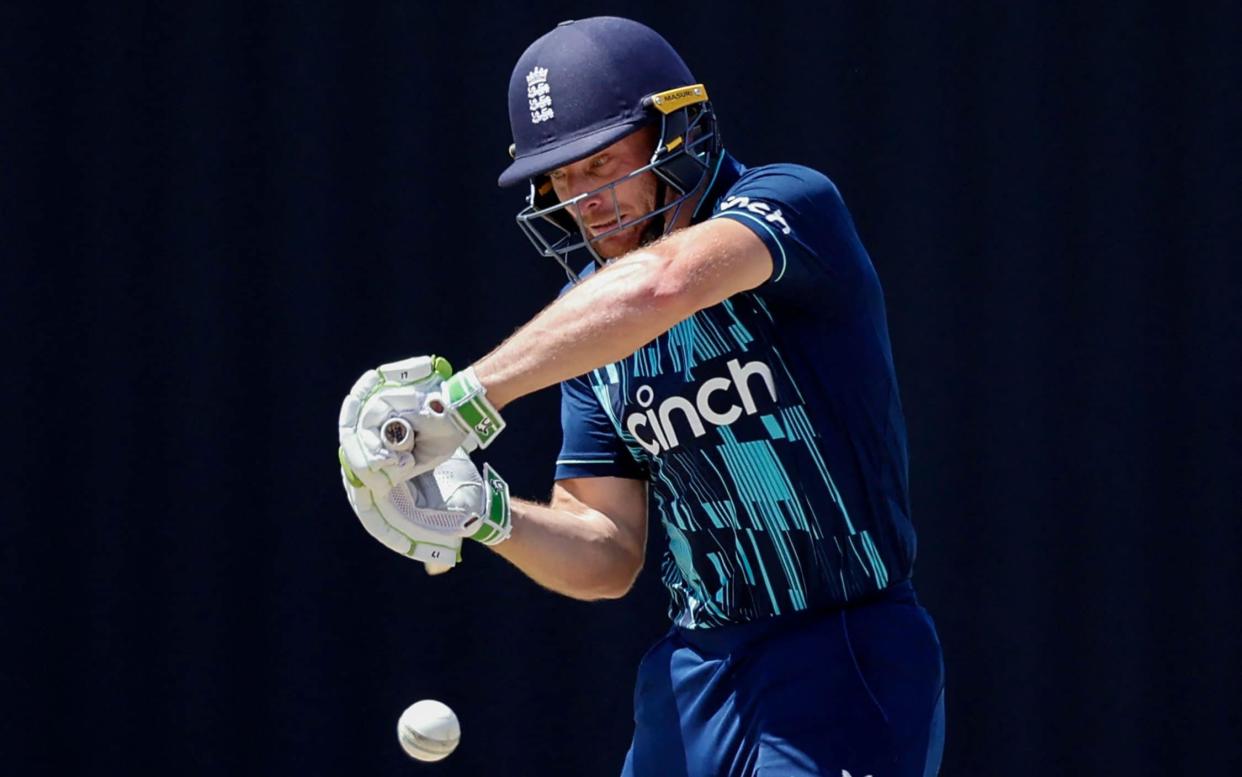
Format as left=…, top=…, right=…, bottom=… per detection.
left=592, top=225, right=645, bottom=259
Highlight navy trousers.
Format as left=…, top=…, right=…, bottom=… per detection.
left=620, top=580, right=945, bottom=776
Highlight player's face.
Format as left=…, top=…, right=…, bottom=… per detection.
left=548, top=128, right=661, bottom=259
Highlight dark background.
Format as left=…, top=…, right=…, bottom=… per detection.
left=4, top=2, right=1240, bottom=775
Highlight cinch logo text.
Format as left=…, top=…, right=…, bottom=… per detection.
left=625, top=358, right=778, bottom=455
left=718, top=195, right=792, bottom=234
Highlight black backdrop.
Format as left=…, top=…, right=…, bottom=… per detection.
left=4, top=2, right=1240, bottom=775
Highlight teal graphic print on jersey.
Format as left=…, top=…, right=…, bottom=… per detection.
left=556, top=154, right=917, bottom=628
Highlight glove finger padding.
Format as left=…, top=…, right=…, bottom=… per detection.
left=339, top=373, right=413, bottom=494
left=340, top=446, right=512, bottom=569
left=431, top=453, right=512, bottom=546
left=338, top=356, right=471, bottom=489
left=393, top=450, right=511, bottom=545
left=340, top=454, right=463, bottom=568
left=389, top=470, right=481, bottom=536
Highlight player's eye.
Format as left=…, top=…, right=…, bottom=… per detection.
left=590, top=155, right=609, bottom=171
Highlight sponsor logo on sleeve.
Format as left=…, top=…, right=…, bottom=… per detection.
left=718, top=195, right=792, bottom=235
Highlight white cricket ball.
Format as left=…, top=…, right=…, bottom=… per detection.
left=397, top=699, right=461, bottom=762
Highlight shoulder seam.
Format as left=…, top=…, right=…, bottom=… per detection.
left=711, top=210, right=789, bottom=282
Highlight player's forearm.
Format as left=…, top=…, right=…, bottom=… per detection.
left=473, top=248, right=694, bottom=409
left=489, top=497, right=644, bottom=601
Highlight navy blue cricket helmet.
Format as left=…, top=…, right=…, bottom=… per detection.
left=498, top=17, right=723, bottom=281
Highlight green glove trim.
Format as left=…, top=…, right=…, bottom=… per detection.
left=431, top=355, right=453, bottom=381
left=339, top=447, right=365, bottom=488
left=377, top=354, right=453, bottom=389
left=444, top=367, right=506, bottom=449
left=469, top=463, right=512, bottom=546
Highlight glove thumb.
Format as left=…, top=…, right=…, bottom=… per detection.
left=434, top=453, right=486, bottom=515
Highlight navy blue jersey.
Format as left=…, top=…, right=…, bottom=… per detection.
left=555, top=153, right=916, bottom=629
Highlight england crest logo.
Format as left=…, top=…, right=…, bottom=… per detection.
left=526, top=66, right=554, bottom=124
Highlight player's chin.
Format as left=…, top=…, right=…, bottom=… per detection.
left=590, top=226, right=643, bottom=258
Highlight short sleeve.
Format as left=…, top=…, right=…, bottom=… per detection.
left=554, top=374, right=647, bottom=481
left=709, top=164, right=872, bottom=311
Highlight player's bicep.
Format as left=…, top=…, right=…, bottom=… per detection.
left=552, top=476, right=648, bottom=560
left=707, top=165, right=871, bottom=312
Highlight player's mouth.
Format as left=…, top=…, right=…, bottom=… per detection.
left=588, top=217, right=624, bottom=236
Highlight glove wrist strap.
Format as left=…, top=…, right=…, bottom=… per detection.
left=445, top=367, right=506, bottom=449
left=469, top=463, right=512, bottom=546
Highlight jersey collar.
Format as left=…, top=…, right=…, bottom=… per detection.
left=690, top=150, right=744, bottom=226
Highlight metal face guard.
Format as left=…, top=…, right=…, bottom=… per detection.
left=514, top=102, right=722, bottom=283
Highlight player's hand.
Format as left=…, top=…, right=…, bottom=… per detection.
left=339, top=447, right=512, bottom=571
left=337, top=355, right=505, bottom=486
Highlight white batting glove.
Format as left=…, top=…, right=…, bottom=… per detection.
left=340, top=447, right=512, bottom=571
left=338, top=356, right=505, bottom=486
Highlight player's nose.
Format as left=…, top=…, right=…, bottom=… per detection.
left=578, top=191, right=606, bottom=212
left=568, top=185, right=607, bottom=223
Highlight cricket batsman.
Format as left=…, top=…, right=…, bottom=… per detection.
left=338, top=16, right=945, bottom=776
